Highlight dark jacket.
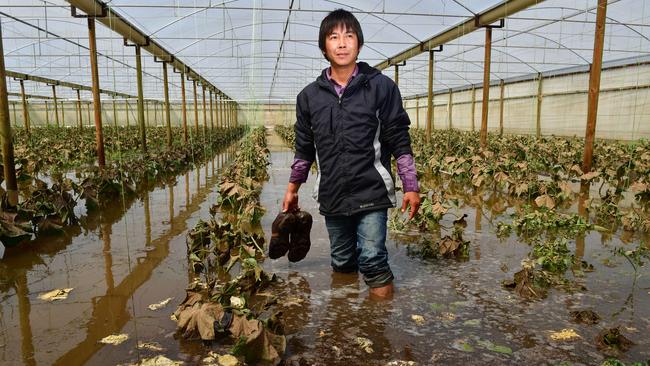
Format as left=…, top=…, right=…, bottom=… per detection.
left=294, top=62, right=413, bottom=216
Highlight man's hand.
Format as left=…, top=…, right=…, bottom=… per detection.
left=282, top=182, right=301, bottom=212
left=401, top=191, right=421, bottom=220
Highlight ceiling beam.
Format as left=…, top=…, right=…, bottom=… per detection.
left=375, top=0, right=544, bottom=70
left=66, top=0, right=232, bottom=100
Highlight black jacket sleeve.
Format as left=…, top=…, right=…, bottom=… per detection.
left=294, top=90, right=316, bottom=162
left=377, top=77, right=413, bottom=159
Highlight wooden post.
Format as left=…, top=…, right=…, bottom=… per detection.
left=192, top=79, right=199, bottom=135
left=536, top=73, right=543, bottom=138
left=51, top=84, right=59, bottom=127
left=45, top=101, right=50, bottom=127
left=88, top=17, right=105, bottom=169
left=471, top=86, right=476, bottom=132
left=76, top=89, right=82, bottom=129
left=480, top=27, right=492, bottom=148
left=19, top=79, right=30, bottom=135
left=0, top=23, right=18, bottom=206
left=135, top=44, right=147, bottom=153
left=448, top=88, right=453, bottom=129
left=163, top=62, right=172, bottom=148
left=499, top=79, right=504, bottom=136
left=582, top=0, right=608, bottom=174
left=425, top=50, right=434, bottom=142
left=180, top=71, right=188, bottom=143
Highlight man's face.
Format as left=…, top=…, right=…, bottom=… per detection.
left=324, top=24, right=360, bottom=68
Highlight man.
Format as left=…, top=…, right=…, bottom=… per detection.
left=282, top=9, right=420, bottom=299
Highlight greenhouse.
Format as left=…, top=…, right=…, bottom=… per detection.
left=0, top=0, right=649, bottom=365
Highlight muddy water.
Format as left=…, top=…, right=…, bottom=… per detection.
left=0, top=148, right=235, bottom=365
left=262, top=131, right=650, bottom=365
left=1, top=131, right=649, bottom=365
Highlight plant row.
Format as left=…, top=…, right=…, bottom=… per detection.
left=0, top=127, right=246, bottom=247
left=182, top=127, right=287, bottom=364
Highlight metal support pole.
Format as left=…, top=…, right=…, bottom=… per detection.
left=471, top=86, right=476, bottom=132
left=51, top=84, right=59, bottom=127
left=163, top=62, right=172, bottom=148
left=394, top=64, right=399, bottom=86
left=425, top=50, right=434, bottom=142
left=536, top=73, right=543, bottom=138
left=76, top=89, right=82, bottom=129
left=201, top=84, right=207, bottom=137
left=125, top=99, right=130, bottom=127
left=582, top=0, right=608, bottom=174
left=19, top=79, right=30, bottom=134
left=499, top=79, right=504, bottom=136
left=480, top=27, right=492, bottom=148
left=135, top=44, right=147, bottom=153
left=192, top=79, right=199, bottom=134
left=88, top=17, right=105, bottom=169
left=209, top=89, right=214, bottom=132
left=218, top=94, right=222, bottom=129
left=415, top=97, right=419, bottom=129
left=112, top=97, right=117, bottom=128
left=448, top=88, right=453, bottom=129
left=0, top=23, right=18, bottom=206
left=180, top=71, right=188, bottom=143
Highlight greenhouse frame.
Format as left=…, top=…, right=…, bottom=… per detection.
left=0, top=1, right=649, bottom=365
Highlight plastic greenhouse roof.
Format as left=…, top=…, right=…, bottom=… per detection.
left=1, top=0, right=649, bottom=103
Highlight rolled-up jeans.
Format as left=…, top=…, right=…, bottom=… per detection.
left=324, top=209, right=394, bottom=288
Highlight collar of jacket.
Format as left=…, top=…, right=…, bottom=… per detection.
left=315, top=61, right=380, bottom=97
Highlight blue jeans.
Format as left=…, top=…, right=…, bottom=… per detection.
left=324, top=209, right=394, bottom=288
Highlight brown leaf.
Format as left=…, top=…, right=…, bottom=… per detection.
left=535, top=194, right=555, bottom=209
left=580, top=171, right=600, bottom=181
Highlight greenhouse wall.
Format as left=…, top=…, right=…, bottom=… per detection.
left=7, top=101, right=243, bottom=129
left=404, top=62, right=650, bottom=140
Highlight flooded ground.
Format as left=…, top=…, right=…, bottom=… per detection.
left=1, top=131, right=649, bottom=365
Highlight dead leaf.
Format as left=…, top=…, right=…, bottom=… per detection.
left=549, top=328, right=581, bottom=341
left=38, top=288, right=73, bottom=301
left=535, top=194, right=555, bottom=209
left=514, top=183, right=529, bottom=196
left=355, top=337, right=374, bottom=354
left=580, top=171, right=600, bottom=181
left=411, top=314, right=425, bottom=325
left=137, top=355, right=182, bottom=366
left=630, top=181, right=648, bottom=193
left=137, top=341, right=164, bottom=352
left=99, top=333, right=129, bottom=345
left=148, top=297, right=173, bottom=311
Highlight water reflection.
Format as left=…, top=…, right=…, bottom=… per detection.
left=0, top=148, right=234, bottom=366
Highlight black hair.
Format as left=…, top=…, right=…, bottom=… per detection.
left=318, top=9, right=364, bottom=61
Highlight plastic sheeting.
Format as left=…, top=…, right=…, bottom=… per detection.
left=1, top=0, right=649, bottom=106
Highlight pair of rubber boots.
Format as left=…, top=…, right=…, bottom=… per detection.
left=269, top=209, right=313, bottom=262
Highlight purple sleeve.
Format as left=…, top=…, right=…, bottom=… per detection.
left=396, top=154, right=419, bottom=192
left=290, top=158, right=312, bottom=184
